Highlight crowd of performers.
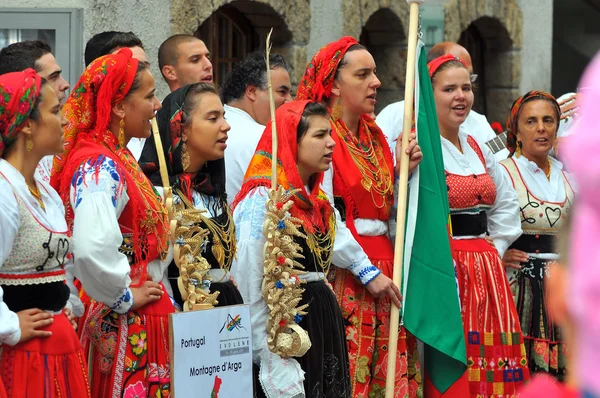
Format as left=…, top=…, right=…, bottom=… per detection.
left=0, top=30, right=596, bottom=398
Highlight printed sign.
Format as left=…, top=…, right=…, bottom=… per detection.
left=169, top=304, right=253, bottom=397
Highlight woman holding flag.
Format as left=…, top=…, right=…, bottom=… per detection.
left=428, top=53, right=529, bottom=396
left=296, top=37, right=423, bottom=397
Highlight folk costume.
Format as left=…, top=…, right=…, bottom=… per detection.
left=501, top=91, right=573, bottom=380
left=231, top=101, right=351, bottom=398
left=296, top=37, right=421, bottom=398
left=0, top=70, right=90, bottom=398
left=430, top=55, right=530, bottom=396
left=51, top=49, right=174, bottom=398
left=139, top=84, right=242, bottom=309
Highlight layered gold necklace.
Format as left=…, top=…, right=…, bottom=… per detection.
left=175, top=189, right=236, bottom=273
left=334, top=118, right=393, bottom=209
left=304, top=216, right=336, bottom=276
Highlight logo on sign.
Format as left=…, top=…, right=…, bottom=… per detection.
left=219, top=313, right=250, bottom=357
left=219, top=314, right=246, bottom=333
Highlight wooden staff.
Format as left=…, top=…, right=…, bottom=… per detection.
left=385, top=1, right=423, bottom=396
left=151, top=117, right=173, bottom=217
left=265, top=28, right=278, bottom=189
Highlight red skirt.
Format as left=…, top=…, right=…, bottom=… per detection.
left=80, top=284, right=174, bottom=398
left=333, top=234, right=421, bottom=398
left=452, top=238, right=530, bottom=397
left=0, top=312, right=91, bottom=398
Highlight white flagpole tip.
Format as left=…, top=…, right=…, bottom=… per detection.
left=406, top=0, right=424, bottom=4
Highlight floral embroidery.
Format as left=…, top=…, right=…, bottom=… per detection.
left=123, top=381, right=147, bottom=398
left=129, top=330, right=147, bottom=356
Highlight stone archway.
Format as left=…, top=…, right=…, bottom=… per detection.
left=359, top=8, right=407, bottom=113
left=170, top=0, right=310, bottom=85
left=445, top=0, right=523, bottom=125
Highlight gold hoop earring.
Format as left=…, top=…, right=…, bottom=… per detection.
left=26, top=137, right=33, bottom=152
left=331, top=97, right=343, bottom=121
left=118, top=118, right=125, bottom=148
left=181, top=141, right=191, bottom=171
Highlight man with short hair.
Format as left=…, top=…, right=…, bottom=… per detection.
left=0, top=40, right=70, bottom=102
left=84, top=31, right=148, bottom=66
left=221, top=51, right=293, bottom=202
left=0, top=40, right=71, bottom=183
left=158, top=34, right=213, bottom=92
left=377, top=41, right=510, bottom=161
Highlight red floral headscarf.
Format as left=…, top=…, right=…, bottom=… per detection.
left=296, top=36, right=359, bottom=102
left=427, top=54, right=468, bottom=79
left=51, top=48, right=169, bottom=282
left=52, top=48, right=139, bottom=176
left=232, top=100, right=333, bottom=234
left=0, top=69, right=42, bottom=157
left=506, top=90, right=561, bottom=156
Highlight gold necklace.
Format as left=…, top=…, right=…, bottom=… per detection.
left=335, top=119, right=393, bottom=209
left=546, top=157, right=552, bottom=180
left=176, top=189, right=236, bottom=274
left=304, top=217, right=336, bottom=276
left=28, top=184, right=45, bottom=211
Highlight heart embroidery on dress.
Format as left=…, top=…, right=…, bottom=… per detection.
left=545, top=207, right=562, bottom=227
left=55, top=237, right=70, bottom=266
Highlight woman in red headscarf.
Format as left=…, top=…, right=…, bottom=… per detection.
left=428, top=54, right=528, bottom=396
left=231, top=101, right=351, bottom=398
left=51, top=49, right=173, bottom=397
left=0, top=70, right=90, bottom=397
left=296, top=37, right=423, bottom=397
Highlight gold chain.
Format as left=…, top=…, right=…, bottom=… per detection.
left=304, top=217, right=336, bottom=276
left=176, top=189, right=236, bottom=274
left=335, top=119, right=393, bottom=209
left=28, top=184, right=45, bottom=211
left=546, top=157, right=552, bottom=181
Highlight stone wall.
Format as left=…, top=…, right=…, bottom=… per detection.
left=0, top=0, right=172, bottom=98
left=445, top=0, right=523, bottom=125
left=172, top=0, right=310, bottom=88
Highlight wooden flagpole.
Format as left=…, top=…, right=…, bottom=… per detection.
left=385, top=1, right=423, bottom=396
left=265, top=28, right=278, bottom=189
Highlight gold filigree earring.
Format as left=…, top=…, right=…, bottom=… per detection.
left=118, top=118, right=125, bottom=148
left=331, top=97, right=343, bottom=121
left=26, top=137, right=33, bottom=152
left=181, top=141, right=191, bottom=171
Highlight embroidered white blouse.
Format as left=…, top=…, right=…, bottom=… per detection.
left=68, top=155, right=169, bottom=313
left=231, top=186, right=374, bottom=398
left=0, top=159, right=82, bottom=346
left=441, top=131, right=522, bottom=256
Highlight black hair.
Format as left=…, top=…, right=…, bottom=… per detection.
left=220, top=51, right=289, bottom=104
left=85, top=31, right=144, bottom=66
left=333, top=44, right=367, bottom=82
left=297, top=102, right=329, bottom=143
left=0, top=40, right=52, bottom=75
left=181, top=83, right=219, bottom=127
left=158, top=34, right=200, bottom=79
left=126, top=62, right=150, bottom=97
left=182, top=83, right=227, bottom=206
